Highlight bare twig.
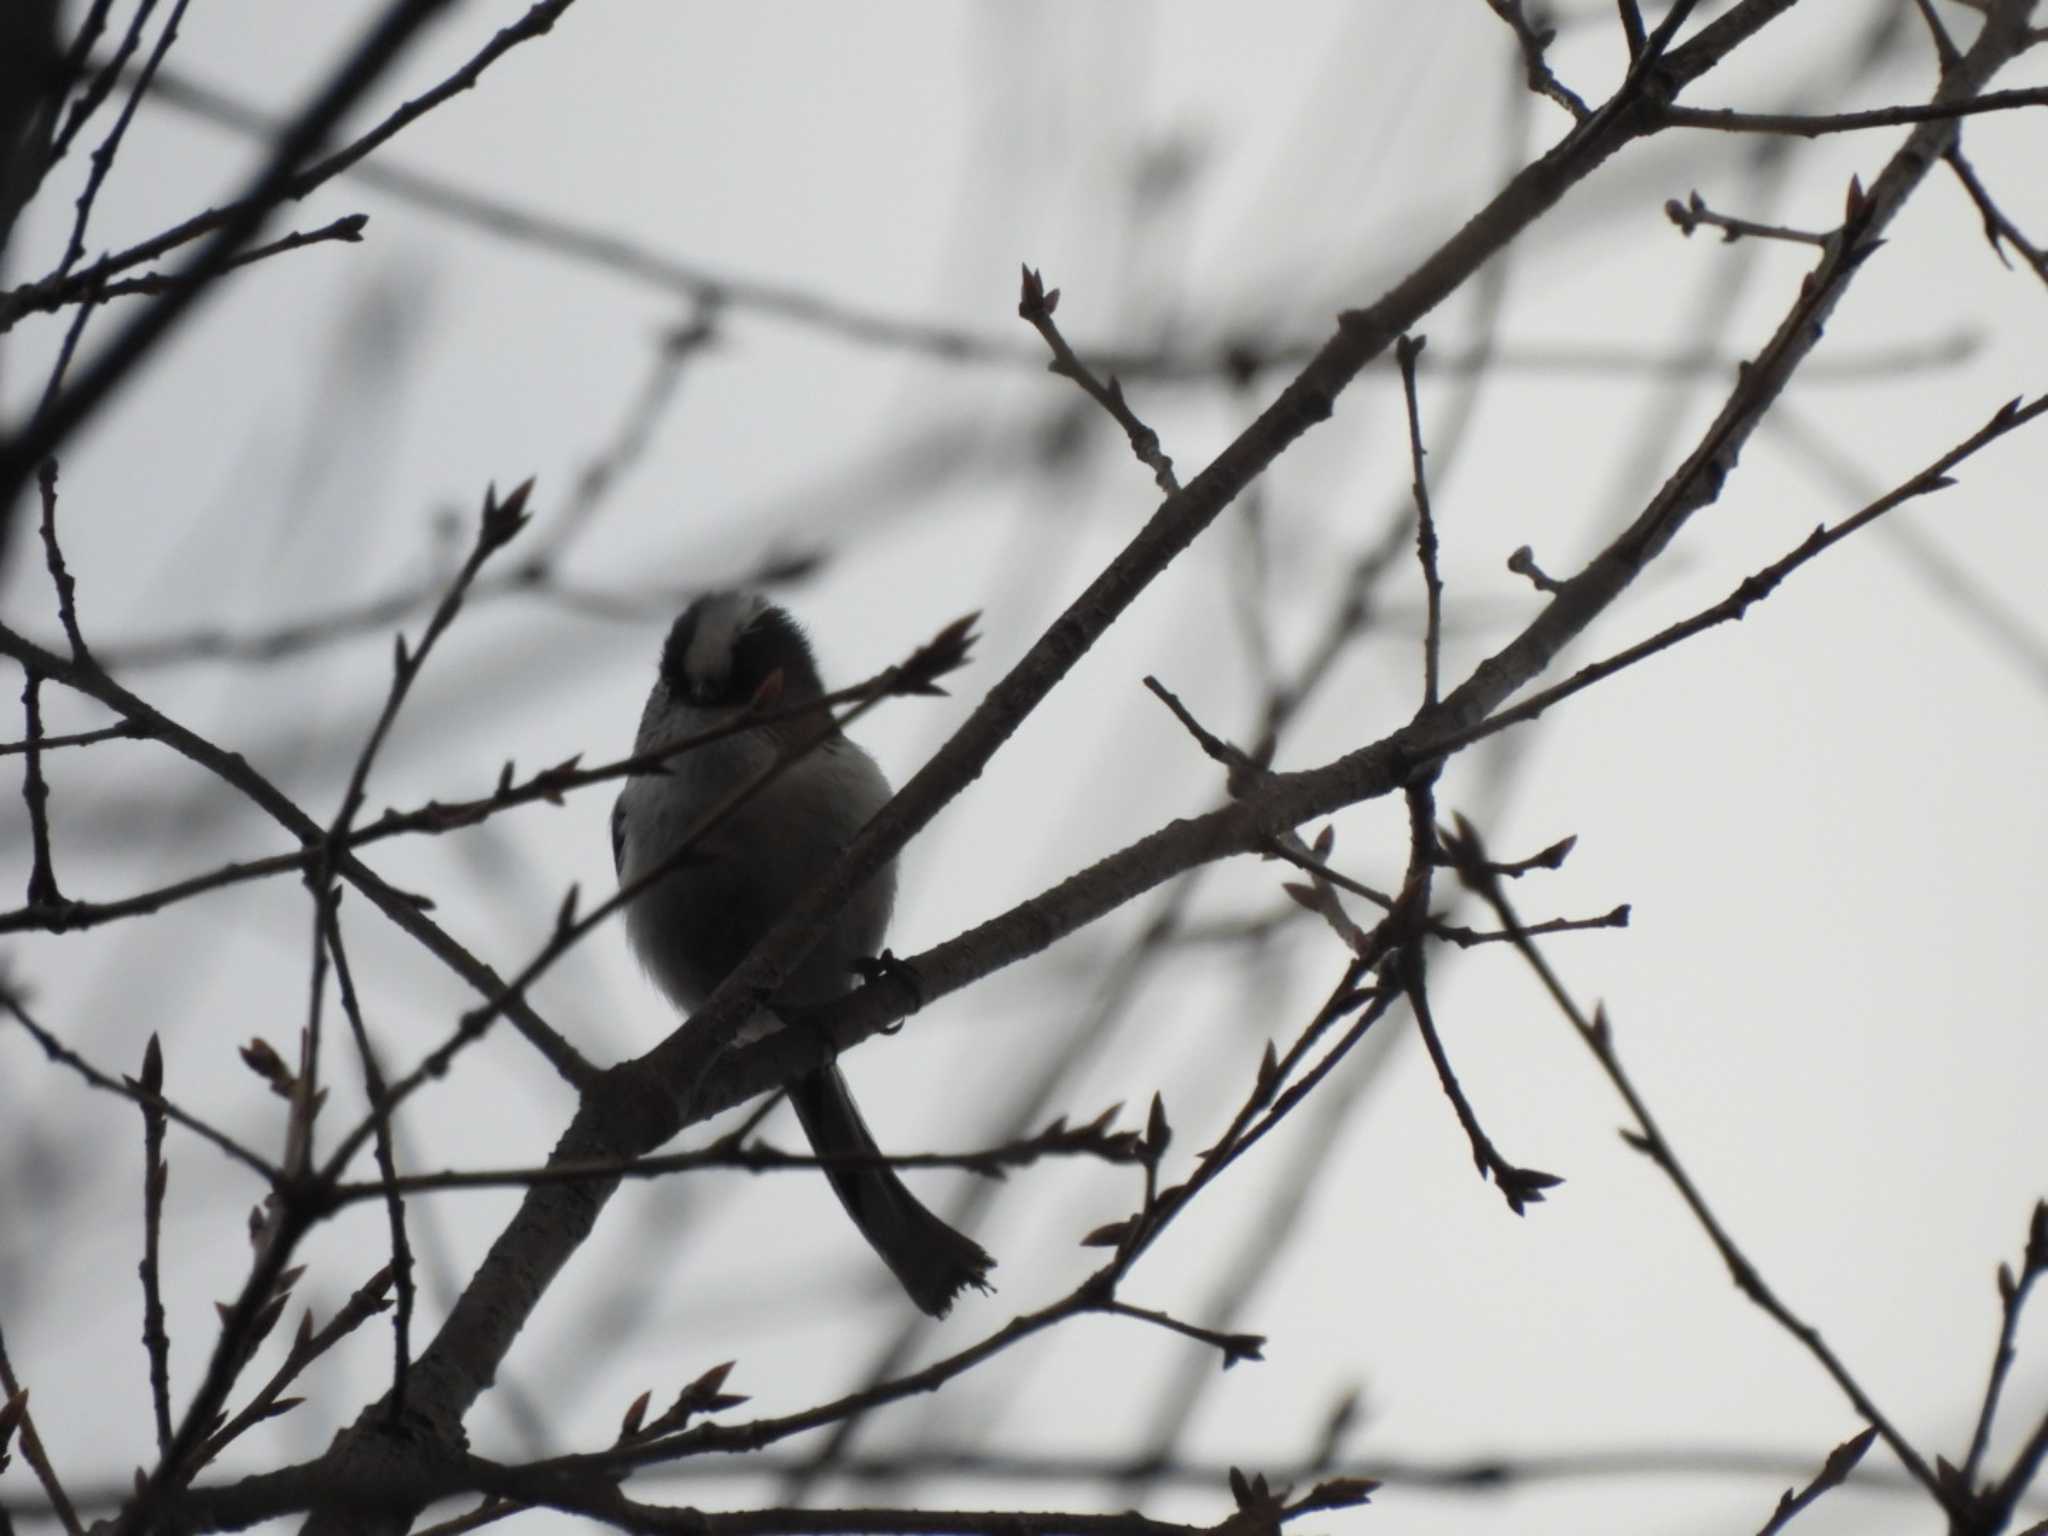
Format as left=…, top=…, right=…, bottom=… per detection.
left=1481, top=0, right=1592, bottom=118
left=1416, top=392, right=2048, bottom=765
left=1267, top=834, right=1627, bottom=948
left=322, top=902, right=417, bottom=1422
left=1963, top=1201, right=2048, bottom=1498
left=1908, top=0, right=1964, bottom=73
left=26, top=296, right=96, bottom=426
left=289, top=481, right=536, bottom=1183
left=75, top=536, right=812, bottom=672
left=1395, top=335, right=1444, bottom=706
left=1099, top=1301, right=1266, bottom=1370
left=81, top=213, right=370, bottom=300
left=1665, top=189, right=1830, bottom=246
left=17, top=673, right=61, bottom=908
left=1441, top=816, right=1947, bottom=1508
left=0, top=1328, right=83, bottom=1536
left=1754, top=1427, right=1879, bottom=1536
left=606, top=1439, right=2003, bottom=1499
left=327, top=481, right=535, bottom=861
left=133, top=1035, right=173, bottom=1457
left=586, top=968, right=1392, bottom=1485
left=56, top=0, right=189, bottom=275
left=1398, top=774, right=1560, bottom=1217
left=1967, top=1207, right=2048, bottom=1475
left=40, top=0, right=127, bottom=172
left=0, top=632, right=958, bottom=940
left=1944, top=143, right=2048, bottom=285
left=192, top=1268, right=395, bottom=1471
left=142, top=1437, right=2035, bottom=1531
left=37, top=460, right=86, bottom=659
left=1, top=989, right=279, bottom=1183
left=1662, top=86, right=2048, bottom=137
left=0, top=0, right=466, bottom=519
left=1019, top=266, right=1180, bottom=494
left=0, top=719, right=137, bottom=755
left=0, top=610, right=599, bottom=1085
left=329, top=1109, right=1142, bottom=1205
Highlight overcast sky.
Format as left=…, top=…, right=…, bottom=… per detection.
left=3, top=5, right=2046, bottom=1534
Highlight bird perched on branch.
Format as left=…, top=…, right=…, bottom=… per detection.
left=612, top=591, right=993, bottom=1316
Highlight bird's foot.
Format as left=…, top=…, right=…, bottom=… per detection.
left=852, top=948, right=925, bottom=1030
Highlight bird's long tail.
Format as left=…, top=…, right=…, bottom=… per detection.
left=788, top=1065, right=995, bottom=1317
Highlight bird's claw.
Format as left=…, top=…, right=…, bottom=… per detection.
left=852, top=949, right=925, bottom=1029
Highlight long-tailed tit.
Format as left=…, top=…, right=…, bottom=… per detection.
left=612, top=591, right=994, bottom=1317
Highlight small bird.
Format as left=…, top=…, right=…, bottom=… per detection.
left=612, top=591, right=994, bottom=1316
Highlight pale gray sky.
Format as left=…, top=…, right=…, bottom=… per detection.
left=2, top=5, right=2046, bottom=1534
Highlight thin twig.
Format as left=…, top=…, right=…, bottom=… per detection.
left=1944, top=144, right=2048, bottom=286
left=329, top=1111, right=1142, bottom=1205
left=43, top=0, right=138, bottom=168
left=322, top=903, right=417, bottom=1422
left=286, top=889, right=335, bottom=1184
left=1638, top=0, right=1702, bottom=63
left=1097, top=1301, right=1265, bottom=1369
left=1018, top=266, right=1180, bottom=494
left=37, top=460, right=86, bottom=659
left=1395, top=335, right=1444, bottom=706
left=136, top=1437, right=2036, bottom=1530
left=1995, top=1415, right=2048, bottom=1535
left=0, top=613, right=599, bottom=1088
left=1265, top=834, right=1628, bottom=947
left=567, top=1440, right=1994, bottom=1498
left=295, top=482, right=535, bottom=1188
left=192, top=1267, right=395, bottom=1471
left=1, top=990, right=279, bottom=1183
left=57, top=0, right=190, bottom=275
left=1662, top=86, right=2048, bottom=136
left=1441, top=816, right=1948, bottom=1508
left=1398, top=777, right=1561, bottom=1217
left=0, top=0, right=464, bottom=517
left=27, top=298, right=97, bottom=428
left=1415, top=392, right=2048, bottom=765
left=82, top=214, right=370, bottom=300
left=330, top=482, right=534, bottom=863
left=1481, top=0, right=1592, bottom=118
left=0, top=719, right=138, bottom=755
left=17, top=674, right=62, bottom=908
left=133, top=1034, right=174, bottom=1457
left=1907, top=0, right=1963, bottom=73
left=116, top=1210, right=315, bottom=1534
left=0, top=1328, right=83, bottom=1536
left=1962, top=1201, right=2048, bottom=1512
left=1754, top=1427, right=1879, bottom=1536
left=74, top=536, right=812, bottom=672
left=1665, top=189, right=1830, bottom=246
left=577, top=968, right=1391, bottom=1488
left=0, top=631, right=955, bottom=939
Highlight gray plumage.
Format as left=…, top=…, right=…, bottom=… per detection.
left=613, top=592, right=993, bottom=1316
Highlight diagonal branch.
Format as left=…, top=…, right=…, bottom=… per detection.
left=1441, top=816, right=1946, bottom=1507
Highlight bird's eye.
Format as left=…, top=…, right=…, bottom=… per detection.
left=683, top=667, right=731, bottom=706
